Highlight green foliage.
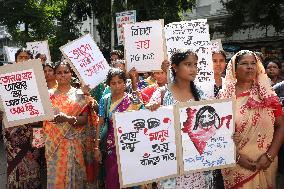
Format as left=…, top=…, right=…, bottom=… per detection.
left=221, top=0, right=284, bottom=36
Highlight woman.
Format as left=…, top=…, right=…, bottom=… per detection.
left=218, top=50, right=284, bottom=188
left=147, top=50, right=214, bottom=189
left=265, top=59, right=282, bottom=85
left=1, top=48, right=42, bottom=188
left=97, top=68, right=144, bottom=189
left=43, top=61, right=98, bottom=188
left=212, top=50, right=227, bottom=96
left=43, top=62, right=57, bottom=89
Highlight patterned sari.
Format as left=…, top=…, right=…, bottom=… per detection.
left=218, top=51, right=283, bottom=189
left=99, top=93, right=143, bottom=189
left=2, top=124, right=41, bottom=189
left=43, top=87, right=97, bottom=189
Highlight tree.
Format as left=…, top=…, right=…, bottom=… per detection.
left=220, top=0, right=284, bottom=36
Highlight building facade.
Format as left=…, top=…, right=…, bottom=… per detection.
left=185, top=0, right=284, bottom=60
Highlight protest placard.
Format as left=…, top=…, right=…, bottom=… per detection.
left=26, top=40, right=51, bottom=62
left=123, top=20, right=167, bottom=72
left=116, top=10, right=136, bottom=46
left=60, top=34, right=110, bottom=88
left=113, top=106, right=180, bottom=188
left=211, top=39, right=223, bottom=52
left=3, top=46, right=20, bottom=63
left=165, top=19, right=214, bottom=97
left=0, top=60, right=54, bottom=128
left=175, top=99, right=236, bottom=174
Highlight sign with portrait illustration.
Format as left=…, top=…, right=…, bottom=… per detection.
left=116, top=10, right=136, bottom=46
left=113, top=106, right=180, bottom=188
left=123, top=19, right=167, bottom=72
left=3, top=46, right=20, bottom=63
left=175, top=99, right=236, bottom=173
left=0, top=60, right=54, bottom=128
left=26, top=40, right=51, bottom=62
left=164, top=19, right=214, bottom=97
left=60, top=34, right=110, bottom=88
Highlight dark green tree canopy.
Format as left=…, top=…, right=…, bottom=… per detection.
left=221, top=0, right=284, bottom=36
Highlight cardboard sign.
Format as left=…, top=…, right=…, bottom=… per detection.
left=113, top=106, right=179, bottom=188
left=116, top=10, right=136, bottom=46
left=175, top=99, right=236, bottom=174
left=165, top=19, right=214, bottom=97
left=3, top=46, right=20, bottom=63
left=123, top=20, right=167, bottom=72
left=0, top=60, right=54, bottom=128
left=26, top=40, right=51, bottom=62
left=60, top=34, right=110, bottom=88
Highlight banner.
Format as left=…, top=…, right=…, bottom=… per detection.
left=3, top=46, right=20, bottom=62
left=165, top=19, right=214, bottom=97
left=0, top=60, right=54, bottom=128
left=116, top=10, right=136, bottom=46
left=113, top=106, right=179, bottom=188
left=26, top=40, right=51, bottom=62
left=60, top=34, right=110, bottom=88
left=175, top=99, right=235, bottom=173
left=123, top=20, right=166, bottom=72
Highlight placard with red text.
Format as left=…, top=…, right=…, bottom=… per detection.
left=60, top=34, right=110, bottom=88
left=116, top=10, right=136, bottom=46
left=0, top=60, right=54, bottom=127
left=123, top=20, right=166, bottom=72
left=113, top=106, right=179, bottom=188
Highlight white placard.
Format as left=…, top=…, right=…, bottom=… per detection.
left=124, top=20, right=166, bottom=72
left=0, top=60, right=54, bottom=127
left=3, top=46, right=20, bottom=62
left=26, top=40, right=51, bottom=62
left=176, top=99, right=235, bottom=173
left=211, top=39, right=223, bottom=52
left=114, top=106, right=179, bottom=188
left=116, top=10, right=136, bottom=46
left=165, top=19, right=214, bottom=97
left=60, top=34, right=110, bottom=88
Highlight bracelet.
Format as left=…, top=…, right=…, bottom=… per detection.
left=265, top=152, right=274, bottom=162
left=94, top=147, right=100, bottom=150
left=96, top=139, right=101, bottom=141
left=236, top=154, right=241, bottom=163
left=72, top=116, right=78, bottom=125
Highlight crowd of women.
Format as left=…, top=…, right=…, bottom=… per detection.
left=0, top=47, right=283, bottom=189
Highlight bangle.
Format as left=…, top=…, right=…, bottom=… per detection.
left=265, top=152, right=274, bottom=162
left=96, top=139, right=101, bottom=141
left=236, top=154, right=241, bottom=163
left=72, top=116, right=78, bottom=125
left=94, top=147, right=100, bottom=150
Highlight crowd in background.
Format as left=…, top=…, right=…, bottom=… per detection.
left=0, top=47, right=283, bottom=189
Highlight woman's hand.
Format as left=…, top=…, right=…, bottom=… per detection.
left=255, top=154, right=272, bottom=170
left=129, top=67, right=138, bottom=81
left=94, top=148, right=102, bottom=163
left=238, top=154, right=256, bottom=171
left=81, top=84, right=91, bottom=96
left=232, top=132, right=241, bottom=145
left=53, top=112, right=71, bottom=124
left=0, top=110, right=4, bottom=120
left=145, top=102, right=160, bottom=112
left=161, top=60, right=170, bottom=73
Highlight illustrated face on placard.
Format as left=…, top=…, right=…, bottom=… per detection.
left=193, top=106, right=220, bottom=131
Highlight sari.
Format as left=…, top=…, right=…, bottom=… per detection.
left=2, top=124, right=41, bottom=189
left=43, top=87, right=97, bottom=189
left=218, top=51, right=283, bottom=189
left=98, top=93, right=144, bottom=189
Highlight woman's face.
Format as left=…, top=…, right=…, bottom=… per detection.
left=213, top=53, right=226, bottom=76
left=109, top=75, right=126, bottom=95
left=173, top=54, right=198, bottom=81
left=55, top=65, right=72, bottom=85
left=266, top=62, right=280, bottom=78
left=153, top=71, right=167, bottom=84
left=235, top=54, right=257, bottom=82
left=44, top=66, right=55, bottom=82
left=16, top=52, right=30, bottom=63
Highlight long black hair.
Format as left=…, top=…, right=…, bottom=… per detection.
left=106, top=68, right=127, bottom=86
left=170, top=49, right=200, bottom=101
